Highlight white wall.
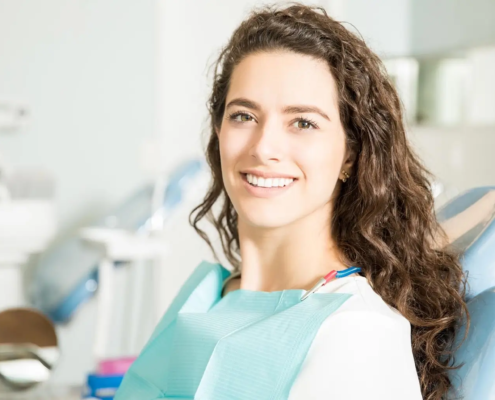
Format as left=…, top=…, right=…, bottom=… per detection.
left=409, top=126, right=495, bottom=198
left=339, top=0, right=412, bottom=57
left=411, top=0, right=495, bottom=56
left=0, top=0, right=156, bottom=238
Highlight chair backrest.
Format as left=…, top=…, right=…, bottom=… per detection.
left=436, top=186, right=495, bottom=300
left=437, top=187, right=495, bottom=399
left=449, top=287, right=495, bottom=399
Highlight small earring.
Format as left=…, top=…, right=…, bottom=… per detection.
left=341, top=170, right=350, bottom=182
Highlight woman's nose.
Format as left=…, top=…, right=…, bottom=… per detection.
left=249, top=119, right=285, bottom=163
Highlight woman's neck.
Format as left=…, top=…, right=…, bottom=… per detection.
left=236, top=207, right=350, bottom=293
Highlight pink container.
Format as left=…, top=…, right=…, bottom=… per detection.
left=97, top=356, right=137, bottom=376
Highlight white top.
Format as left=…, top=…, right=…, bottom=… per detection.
left=288, top=275, right=423, bottom=399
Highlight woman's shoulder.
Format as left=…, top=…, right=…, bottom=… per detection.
left=290, top=276, right=422, bottom=400
left=318, top=275, right=410, bottom=329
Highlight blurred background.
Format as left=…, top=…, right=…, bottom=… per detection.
left=0, top=0, right=494, bottom=398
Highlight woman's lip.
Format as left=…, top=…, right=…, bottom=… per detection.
left=240, top=173, right=296, bottom=198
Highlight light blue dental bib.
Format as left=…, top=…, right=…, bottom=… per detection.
left=115, top=261, right=352, bottom=400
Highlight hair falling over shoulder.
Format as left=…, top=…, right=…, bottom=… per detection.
left=189, top=4, right=470, bottom=399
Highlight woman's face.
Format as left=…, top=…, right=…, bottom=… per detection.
left=218, top=51, right=350, bottom=229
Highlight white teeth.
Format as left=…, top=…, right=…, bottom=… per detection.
left=245, top=173, right=294, bottom=188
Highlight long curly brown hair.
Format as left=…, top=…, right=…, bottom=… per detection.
left=189, top=4, right=469, bottom=399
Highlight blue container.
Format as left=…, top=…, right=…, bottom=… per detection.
left=83, top=373, right=124, bottom=400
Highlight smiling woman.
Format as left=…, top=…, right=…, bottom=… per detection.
left=115, top=4, right=469, bottom=400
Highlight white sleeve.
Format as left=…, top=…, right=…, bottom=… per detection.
left=288, top=310, right=423, bottom=400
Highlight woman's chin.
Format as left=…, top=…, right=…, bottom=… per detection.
left=239, top=211, right=295, bottom=230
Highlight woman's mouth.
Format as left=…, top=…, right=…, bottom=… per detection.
left=240, top=173, right=297, bottom=198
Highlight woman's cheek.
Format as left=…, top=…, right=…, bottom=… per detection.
left=219, top=133, right=244, bottom=195
left=300, top=143, right=343, bottom=194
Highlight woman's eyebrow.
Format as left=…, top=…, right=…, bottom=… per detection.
left=225, top=97, right=330, bottom=121
left=283, top=105, right=330, bottom=121
left=226, top=98, right=260, bottom=111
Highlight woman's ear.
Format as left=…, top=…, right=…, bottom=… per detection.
left=342, top=148, right=357, bottom=174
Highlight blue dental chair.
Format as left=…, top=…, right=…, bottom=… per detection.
left=437, top=186, right=495, bottom=399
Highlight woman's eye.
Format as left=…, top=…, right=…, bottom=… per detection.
left=230, top=113, right=254, bottom=122
left=294, top=118, right=317, bottom=130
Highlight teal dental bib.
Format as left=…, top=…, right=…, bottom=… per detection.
left=115, top=261, right=352, bottom=400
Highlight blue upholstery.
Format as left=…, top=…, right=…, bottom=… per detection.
left=438, top=187, right=495, bottom=399
left=449, top=287, right=495, bottom=399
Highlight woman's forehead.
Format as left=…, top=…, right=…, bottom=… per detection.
left=227, top=51, right=339, bottom=112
